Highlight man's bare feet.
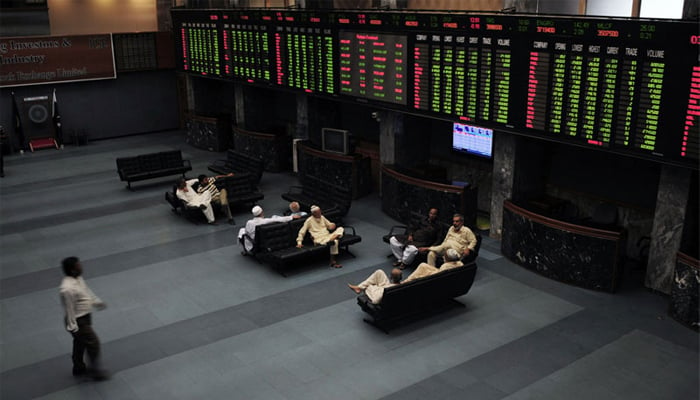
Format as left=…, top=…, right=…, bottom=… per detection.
left=348, top=284, right=361, bottom=294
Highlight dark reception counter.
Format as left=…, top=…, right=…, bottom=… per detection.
left=501, top=200, right=625, bottom=292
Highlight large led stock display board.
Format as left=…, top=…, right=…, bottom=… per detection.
left=172, top=9, right=699, bottom=168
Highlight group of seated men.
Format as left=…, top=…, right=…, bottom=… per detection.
left=351, top=209, right=477, bottom=304
left=175, top=173, right=235, bottom=225
left=237, top=203, right=346, bottom=268
left=176, top=182, right=476, bottom=297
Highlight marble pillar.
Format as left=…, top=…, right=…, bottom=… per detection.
left=296, top=93, right=309, bottom=139
left=379, top=111, right=403, bottom=194
left=233, top=84, right=246, bottom=129
left=184, top=75, right=195, bottom=113
left=156, top=0, right=172, bottom=32
left=645, top=165, right=691, bottom=293
left=490, top=132, right=516, bottom=239
left=379, top=111, right=403, bottom=166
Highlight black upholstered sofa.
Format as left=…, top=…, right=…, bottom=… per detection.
left=208, top=149, right=265, bottom=185
left=116, top=150, right=192, bottom=189
left=281, top=175, right=353, bottom=217
left=357, top=262, right=478, bottom=333
left=248, top=211, right=361, bottom=275
left=382, top=213, right=483, bottom=267
left=164, top=173, right=263, bottom=223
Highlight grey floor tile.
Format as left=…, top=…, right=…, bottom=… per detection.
left=1, top=132, right=697, bottom=400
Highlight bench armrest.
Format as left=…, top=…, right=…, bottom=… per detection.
left=286, top=185, right=304, bottom=195
left=210, top=159, right=229, bottom=168
left=387, top=225, right=408, bottom=237
left=182, top=159, right=192, bottom=169
left=342, top=225, right=357, bottom=236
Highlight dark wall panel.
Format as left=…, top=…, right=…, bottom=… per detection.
left=0, top=70, right=180, bottom=148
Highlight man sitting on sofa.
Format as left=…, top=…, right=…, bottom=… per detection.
left=348, top=268, right=403, bottom=304
left=175, top=178, right=216, bottom=225
left=238, top=205, right=300, bottom=254
left=403, top=248, right=463, bottom=283
left=197, top=173, right=235, bottom=224
left=389, top=207, right=442, bottom=270
left=418, top=213, right=477, bottom=266
left=296, top=205, right=345, bottom=268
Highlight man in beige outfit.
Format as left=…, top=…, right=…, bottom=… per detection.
left=419, top=213, right=477, bottom=266
left=403, top=248, right=464, bottom=283
left=348, top=268, right=403, bottom=304
left=296, top=205, right=345, bottom=268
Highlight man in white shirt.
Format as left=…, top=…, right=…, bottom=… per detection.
left=175, top=178, right=216, bottom=224
left=238, top=205, right=300, bottom=253
left=59, top=257, right=108, bottom=380
left=348, top=268, right=403, bottom=304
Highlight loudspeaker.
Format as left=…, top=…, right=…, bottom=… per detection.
left=19, top=95, right=55, bottom=144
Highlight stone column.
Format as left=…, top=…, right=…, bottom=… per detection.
left=645, top=165, right=691, bottom=293
left=156, top=0, right=172, bottom=32
left=489, top=132, right=516, bottom=239
left=233, top=83, right=246, bottom=129
left=379, top=111, right=402, bottom=166
left=378, top=111, right=403, bottom=195
left=184, top=75, right=196, bottom=112
left=296, top=93, right=309, bottom=139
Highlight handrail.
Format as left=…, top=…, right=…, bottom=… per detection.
left=504, top=200, right=622, bottom=240
left=382, top=165, right=464, bottom=194
left=232, top=126, right=278, bottom=139
left=677, top=252, right=700, bottom=269
left=299, top=142, right=358, bottom=162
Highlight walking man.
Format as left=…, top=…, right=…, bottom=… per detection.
left=59, top=257, right=109, bottom=380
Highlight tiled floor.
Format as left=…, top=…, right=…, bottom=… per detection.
left=0, top=132, right=697, bottom=400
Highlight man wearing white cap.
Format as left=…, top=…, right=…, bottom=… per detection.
left=296, top=205, right=345, bottom=268
left=238, top=205, right=300, bottom=253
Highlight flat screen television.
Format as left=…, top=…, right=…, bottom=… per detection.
left=321, top=128, right=352, bottom=155
left=452, top=122, right=493, bottom=158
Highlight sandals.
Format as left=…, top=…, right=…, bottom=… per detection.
left=331, top=263, right=343, bottom=268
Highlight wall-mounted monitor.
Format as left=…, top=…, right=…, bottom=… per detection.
left=452, top=122, right=493, bottom=158
left=321, top=127, right=352, bottom=155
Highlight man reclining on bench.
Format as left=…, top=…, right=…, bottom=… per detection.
left=347, top=249, right=463, bottom=304
left=175, top=178, right=217, bottom=225
left=197, top=173, right=235, bottom=225
left=296, top=205, right=345, bottom=268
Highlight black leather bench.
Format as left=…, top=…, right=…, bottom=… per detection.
left=213, top=173, right=264, bottom=209
left=208, top=149, right=265, bottom=185
left=251, top=211, right=361, bottom=275
left=281, top=175, right=353, bottom=217
left=357, top=262, right=478, bottom=333
left=164, top=173, right=263, bottom=224
left=116, top=150, right=192, bottom=190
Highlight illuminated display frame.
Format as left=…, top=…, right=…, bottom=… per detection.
left=171, top=9, right=699, bottom=169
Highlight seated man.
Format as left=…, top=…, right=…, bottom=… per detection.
left=238, top=205, right=300, bottom=254
left=175, top=178, right=216, bottom=224
left=288, top=201, right=308, bottom=218
left=296, top=205, right=345, bottom=268
left=348, top=268, right=403, bottom=305
left=418, top=213, right=477, bottom=266
left=389, top=208, right=441, bottom=269
left=402, top=248, right=463, bottom=283
left=197, top=173, right=235, bottom=224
